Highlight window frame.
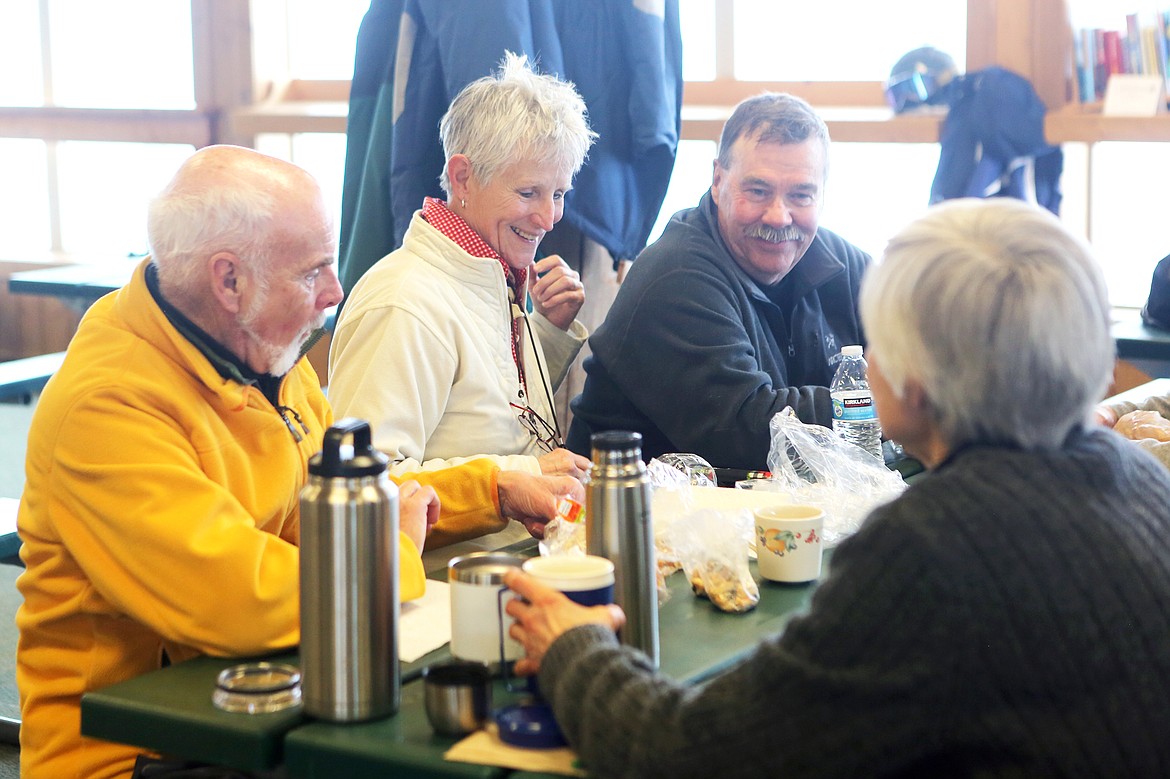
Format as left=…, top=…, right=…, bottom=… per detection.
left=4, top=0, right=1169, bottom=263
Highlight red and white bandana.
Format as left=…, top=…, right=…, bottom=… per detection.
left=422, top=197, right=528, bottom=294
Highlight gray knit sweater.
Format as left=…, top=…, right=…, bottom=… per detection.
left=539, top=428, right=1170, bottom=778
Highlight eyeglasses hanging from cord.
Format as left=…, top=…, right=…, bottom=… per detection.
left=507, top=297, right=564, bottom=454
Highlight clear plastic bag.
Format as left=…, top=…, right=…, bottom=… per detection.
left=646, top=456, right=693, bottom=578
left=654, top=452, right=717, bottom=487
left=766, top=408, right=907, bottom=546
left=670, top=508, right=759, bottom=613
left=539, top=463, right=693, bottom=605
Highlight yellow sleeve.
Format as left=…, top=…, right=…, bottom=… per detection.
left=398, top=533, right=426, bottom=602
left=396, top=458, right=506, bottom=548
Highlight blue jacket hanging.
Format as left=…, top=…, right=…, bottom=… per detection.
left=930, top=66, right=1063, bottom=215
left=339, top=0, right=683, bottom=292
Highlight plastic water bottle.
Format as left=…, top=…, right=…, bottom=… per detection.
left=830, top=345, right=882, bottom=461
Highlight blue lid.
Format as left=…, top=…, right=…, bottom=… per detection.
left=494, top=701, right=567, bottom=749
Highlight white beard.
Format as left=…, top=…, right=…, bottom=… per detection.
left=256, top=337, right=305, bottom=378
left=240, top=293, right=324, bottom=376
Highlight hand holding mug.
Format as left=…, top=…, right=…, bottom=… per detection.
left=504, top=568, right=625, bottom=677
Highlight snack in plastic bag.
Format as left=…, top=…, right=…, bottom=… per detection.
left=646, top=455, right=705, bottom=603
left=670, top=509, right=758, bottom=613
left=766, top=408, right=907, bottom=546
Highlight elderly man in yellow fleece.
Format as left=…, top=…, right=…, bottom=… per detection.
left=14, top=145, right=581, bottom=779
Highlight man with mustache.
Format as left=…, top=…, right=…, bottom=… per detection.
left=567, top=93, right=871, bottom=469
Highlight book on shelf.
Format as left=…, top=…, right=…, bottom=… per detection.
left=1072, top=9, right=1170, bottom=105
left=1076, top=28, right=1095, bottom=102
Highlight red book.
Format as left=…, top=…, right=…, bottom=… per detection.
left=1103, top=29, right=1125, bottom=75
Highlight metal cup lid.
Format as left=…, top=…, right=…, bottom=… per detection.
left=448, top=552, right=526, bottom=585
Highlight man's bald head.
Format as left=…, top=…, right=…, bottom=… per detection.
left=145, top=145, right=340, bottom=376
left=147, top=145, right=326, bottom=304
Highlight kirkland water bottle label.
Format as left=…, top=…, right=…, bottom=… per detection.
left=831, top=391, right=876, bottom=421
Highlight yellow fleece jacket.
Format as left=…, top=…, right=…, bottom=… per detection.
left=15, top=260, right=504, bottom=779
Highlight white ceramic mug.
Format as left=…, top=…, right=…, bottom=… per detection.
left=522, top=555, right=615, bottom=607
left=754, top=505, right=824, bottom=583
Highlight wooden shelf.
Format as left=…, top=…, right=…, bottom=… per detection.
left=682, top=105, right=948, bottom=144
left=227, top=89, right=1170, bottom=147
left=1045, top=105, right=1170, bottom=143
left=231, top=101, right=347, bottom=135
left=0, top=107, right=213, bottom=145
left=230, top=79, right=348, bottom=135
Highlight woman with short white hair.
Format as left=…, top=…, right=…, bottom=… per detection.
left=500, top=198, right=1170, bottom=778
left=330, top=53, right=597, bottom=547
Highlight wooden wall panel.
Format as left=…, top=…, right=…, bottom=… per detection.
left=0, top=264, right=84, bottom=361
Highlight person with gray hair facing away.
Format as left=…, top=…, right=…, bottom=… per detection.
left=330, top=53, right=595, bottom=545
left=567, top=92, right=871, bottom=469
left=504, top=198, right=1170, bottom=778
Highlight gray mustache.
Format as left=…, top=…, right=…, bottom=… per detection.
left=748, top=225, right=804, bottom=242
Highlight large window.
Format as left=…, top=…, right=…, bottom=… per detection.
left=1082, top=142, right=1170, bottom=307
left=46, top=2, right=195, bottom=110
left=0, top=1, right=1164, bottom=308
left=283, top=0, right=370, bottom=79
left=0, top=0, right=368, bottom=261
left=0, top=139, right=50, bottom=256
left=652, top=0, right=967, bottom=264
left=0, top=0, right=200, bottom=259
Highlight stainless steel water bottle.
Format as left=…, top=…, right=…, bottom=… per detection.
left=585, top=431, right=659, bottom=666
left=299, top=418, right=399, bottom=721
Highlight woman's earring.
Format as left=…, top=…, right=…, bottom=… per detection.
left=461, top=198, right=466, bottom=209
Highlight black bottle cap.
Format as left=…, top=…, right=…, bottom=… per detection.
left=308, top=417, right=389, bottom=478
left=589, top=430, right=642, bottom=452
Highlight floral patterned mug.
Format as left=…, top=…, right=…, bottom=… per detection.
left=754, top=504, right=824, bottom=583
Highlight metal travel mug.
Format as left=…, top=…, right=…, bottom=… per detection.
left=299, top=418, right=399, bottom=721
left=447, top=552, right=526, bottom=669
left=585, top=431, right=660, bottom=666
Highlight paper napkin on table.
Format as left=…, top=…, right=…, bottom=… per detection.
left=398, top=579, right=451, bottom=662
left=444, top=723, right=588, bottom=777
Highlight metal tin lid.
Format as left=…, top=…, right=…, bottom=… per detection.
left=448, top=552, right=526, bottom=585
left=212, top=662, right=302, bottom=714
